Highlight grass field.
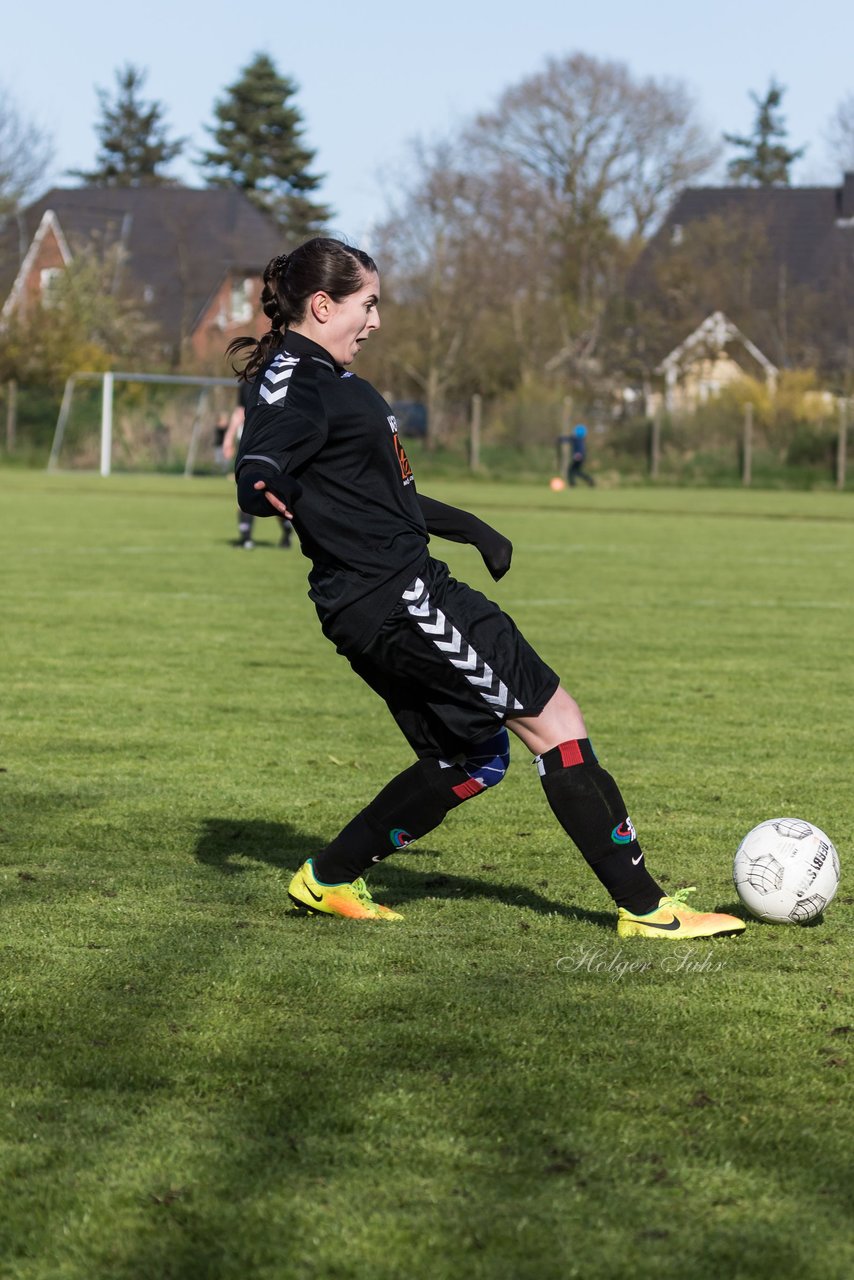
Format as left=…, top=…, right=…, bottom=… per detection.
left=1, top=469, right=852, bottom=1280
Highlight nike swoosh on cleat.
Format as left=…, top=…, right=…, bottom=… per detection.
left=302, top=878, right=323, bottom=903
left=634, top=915, right=681, bottom=931
left=631, top=854, right=643, bottom=865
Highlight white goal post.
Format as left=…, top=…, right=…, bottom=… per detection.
left=48, top=371, right=239, bottom=477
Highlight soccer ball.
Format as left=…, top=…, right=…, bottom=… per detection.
left=733, top=818, right=840, bottom=924
left=549, top=476, right=566, bottom=491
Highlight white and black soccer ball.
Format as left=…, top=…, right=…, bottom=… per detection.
left=733, top=818, right=840, bottom=924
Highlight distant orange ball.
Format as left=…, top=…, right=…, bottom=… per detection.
left=549, top=476, right=566, bottom=492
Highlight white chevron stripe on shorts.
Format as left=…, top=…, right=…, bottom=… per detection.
left=403, top=577, right=523, bottom=716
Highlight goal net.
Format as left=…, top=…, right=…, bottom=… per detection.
left=47, top=372, right=240, bottom=476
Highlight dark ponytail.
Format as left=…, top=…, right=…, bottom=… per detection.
left=227, top=238, right=378, bottom=380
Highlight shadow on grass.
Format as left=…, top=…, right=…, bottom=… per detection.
left=371, top=862, right=613, bottom=929
left=194, top=818, right=325, bottom=874
left=7, top=837, right=845, bottom=1276
left=194, top=819, right=611, bottom=926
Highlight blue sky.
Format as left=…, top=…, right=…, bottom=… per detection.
left=3, top=0, right=852, bottom=242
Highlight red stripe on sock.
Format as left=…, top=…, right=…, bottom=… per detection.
left=558, top=740, right=585, bottom=768
left=452, top=777, right=486, bottom=800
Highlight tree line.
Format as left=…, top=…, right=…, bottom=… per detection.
left=1, top=55, right=853, bottom=428
left=360, top=68, right=854, bottom=436
left=0, top=55, right=331, bottom=242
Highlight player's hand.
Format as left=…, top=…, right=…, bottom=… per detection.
left=253, top=479, right=293, bottom=519
left=478, top=529, right=513, bottom=581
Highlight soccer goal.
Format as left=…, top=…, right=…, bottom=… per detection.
left=47, top=371, right=240, bottom=476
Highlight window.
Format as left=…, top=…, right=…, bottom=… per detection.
left=39, top=267, right=63, bottom=305
left=230, top=277, right=253, bottom=324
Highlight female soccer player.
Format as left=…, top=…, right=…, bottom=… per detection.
left=228, top=238, right=744, bottom=940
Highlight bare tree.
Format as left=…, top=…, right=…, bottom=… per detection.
left=639, top=211, right=772, bottom=356
left=827, top=94, right=854, bottom=173
left=467, top=53, right=719, bottom=242
left=368, top=55, right=720, bottom=424
left=0, top=86, right=54, bottom=217
left=368, top=134, right=579, bottom=436
left=457, top=53, right=719, bottom=381
left=368, top=140, right=494, bottom=444
left=625, top=76, right=722, bottom=234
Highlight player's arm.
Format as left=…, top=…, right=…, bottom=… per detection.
left=235, top=377, right=327, bottom=518
left=222, top=406, right=244, bottom=461
left=417, top=493, right=512, bottom=581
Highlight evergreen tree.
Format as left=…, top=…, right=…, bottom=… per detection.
left=198, top=54, right=331, bottom=239
left=70, top=65, right=185, bottom=187
left=724, top=79, right=806, bottom=186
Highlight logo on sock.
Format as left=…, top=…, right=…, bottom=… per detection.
left=611, top=818, right=637, bottom=845
left=389, top=828, right=414, bottom=848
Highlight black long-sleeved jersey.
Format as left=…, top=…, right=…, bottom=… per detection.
left=234, top=331, right=510, bottom=653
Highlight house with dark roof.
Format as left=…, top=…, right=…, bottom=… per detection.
left=655, top=310, right=778, bottom=414
left=0, top=187, right=283, bottom=364
left=629, top=173, right=854, bottom=384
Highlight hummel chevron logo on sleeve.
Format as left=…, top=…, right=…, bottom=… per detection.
left=259, top=354, right=299, bottom=406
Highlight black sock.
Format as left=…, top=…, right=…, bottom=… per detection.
left=313, top=756, right=477, bottom=884
left=537, top=739, right=662, bottom=913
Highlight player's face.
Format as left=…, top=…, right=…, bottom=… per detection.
left=323, top=271, right=381, bottom=365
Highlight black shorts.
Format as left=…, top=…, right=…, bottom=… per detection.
left=345, top=558, right=559, bottom=759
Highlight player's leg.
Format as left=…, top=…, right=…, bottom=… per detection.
left=289, top=579, right=514, bottom=919
left=289, top=728, right=510, bottom=919
left=314, top=726, right=510, bottom=879
left=508, top=687, right=744, bottom=937
left=237, top=508, right=254, bottom=549
left=507, top=687, right=662, bottom=912
left=304, top=560, right=548, bottom=895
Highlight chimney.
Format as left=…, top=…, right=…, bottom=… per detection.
left=840, top=172, right=854, bottom=219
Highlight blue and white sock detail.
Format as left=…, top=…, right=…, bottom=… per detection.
left=459, top=727, right=510, bottom=789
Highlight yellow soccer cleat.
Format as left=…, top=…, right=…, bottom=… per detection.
left=287, top=859, right=403, bottom=921
left=617, top=886, right=746, bottom=939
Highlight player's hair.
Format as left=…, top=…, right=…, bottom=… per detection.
left=227, top=237, right=378, bottom=380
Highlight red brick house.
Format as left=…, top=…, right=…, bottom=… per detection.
left=0, top=187, right=283, bottom=363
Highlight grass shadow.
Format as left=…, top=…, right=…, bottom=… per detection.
left=372, top=862, right=613, bottom=929
left=196, top=821, right=611, bottom=926
left=194, top=818, right=326, bottom=875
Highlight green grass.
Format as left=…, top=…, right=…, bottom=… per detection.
left=1, top=470, right=852, bottom=1280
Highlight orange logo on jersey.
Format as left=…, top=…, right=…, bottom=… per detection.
left=388, top=415, right=413, bottom=485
